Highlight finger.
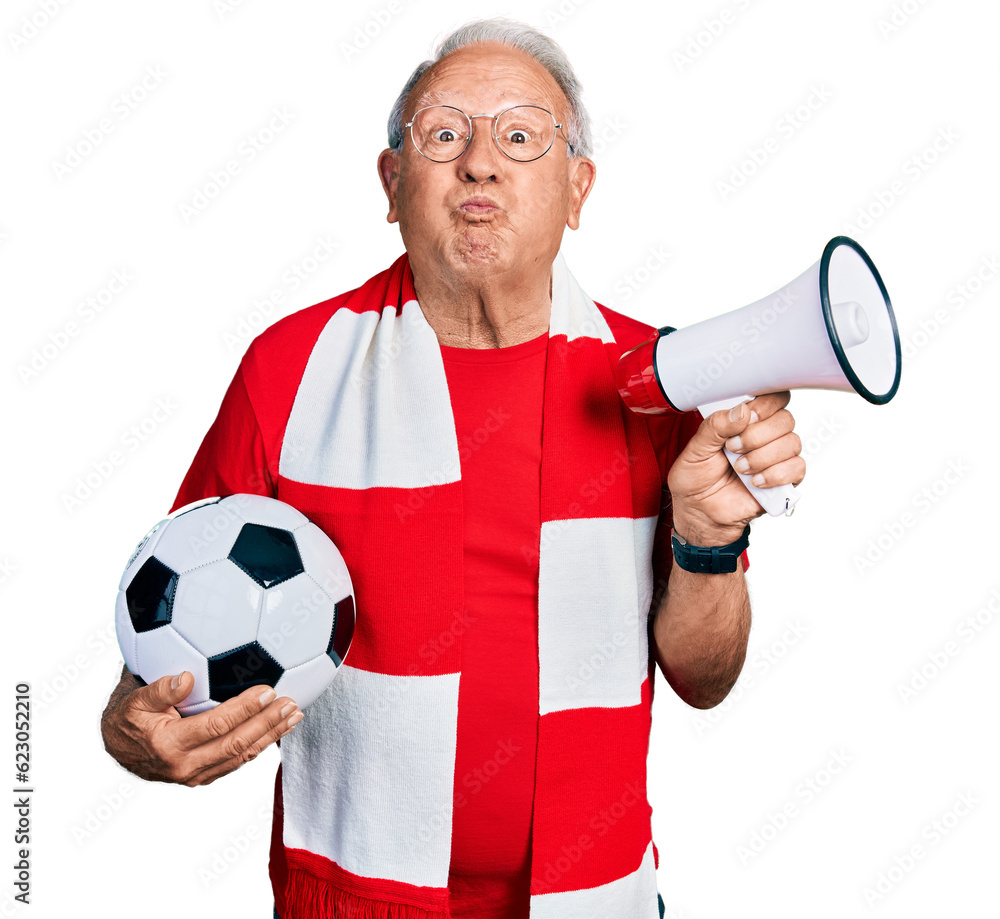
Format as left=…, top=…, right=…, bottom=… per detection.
left=744, top=391, right=791, bottom=422
left=177, top=683, right=295, bottom=751
left=128, top=671, right=194, bottom=715
left=178, top=703, right=304, bottom=786
left=731, top=431, right=802, bottom=477
left=682, top=401, right=759, bottom=463
left=744, top=454, right=806, bottom=489
left=725, top=408, right=796, bottom=454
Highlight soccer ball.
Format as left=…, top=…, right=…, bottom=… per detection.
left=115, top=494, right=355, bottom=716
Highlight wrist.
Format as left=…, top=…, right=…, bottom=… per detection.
left=671, top=512, right=746, bottom=548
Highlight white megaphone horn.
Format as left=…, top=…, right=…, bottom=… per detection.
left=616, top=236, right=901, bottom=517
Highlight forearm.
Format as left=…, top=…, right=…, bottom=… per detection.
left=651, top=549, right=751, bottom=710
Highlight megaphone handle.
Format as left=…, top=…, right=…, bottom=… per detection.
left=697, top=395, right=801, bottom=518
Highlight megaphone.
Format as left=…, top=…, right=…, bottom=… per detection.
left=616, top=236, right=901, bottom=517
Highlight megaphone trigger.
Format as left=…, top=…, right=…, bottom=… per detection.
left=697, top=394, right=802, bottom=518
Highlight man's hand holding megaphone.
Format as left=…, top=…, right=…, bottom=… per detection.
left=666, top=391, right=804, bottom=548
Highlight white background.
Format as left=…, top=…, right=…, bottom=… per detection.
left=3, top=0, right=998, bottom=916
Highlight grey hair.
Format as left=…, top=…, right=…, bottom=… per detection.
left=386, top=18, right=593, bottom=158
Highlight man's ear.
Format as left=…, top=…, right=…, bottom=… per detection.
left=377, top=148, right=401, bottom=225
left=565, top=156, right=596, bottom=231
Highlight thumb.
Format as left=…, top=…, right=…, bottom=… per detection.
left=135, top=671, right=193, bottom=713
left=683, top=402, right=757, bottom=463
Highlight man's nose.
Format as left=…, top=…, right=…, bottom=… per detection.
left=459, top=114, right=503, bottom=182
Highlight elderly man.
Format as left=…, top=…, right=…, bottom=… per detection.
left=101, top=18, right=803, bottom=919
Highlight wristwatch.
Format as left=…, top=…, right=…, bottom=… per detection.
left=670, top=525, right=750, bottom=574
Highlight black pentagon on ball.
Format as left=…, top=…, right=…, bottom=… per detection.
left=327, top=595, right=356, bottom=666
left=207, top=641, right=284, bottom=703
left=126, top=557, right=179, bottom=632
left=227, top=523, right=304, bottom=588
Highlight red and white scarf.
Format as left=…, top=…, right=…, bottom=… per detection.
left=269, top=251, right=669, bottom=918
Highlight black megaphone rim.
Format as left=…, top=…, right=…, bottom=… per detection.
left=819, top=235, right=901, bottom=405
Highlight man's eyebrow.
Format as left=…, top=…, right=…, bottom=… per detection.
left=415, top=90, right=461, bottom=105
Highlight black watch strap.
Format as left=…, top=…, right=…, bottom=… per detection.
left=671, top=525, right=750, bottom=574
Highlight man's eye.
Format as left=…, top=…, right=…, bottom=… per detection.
left=507, top=130, right=530, bottom=145
left=434, top=129, right=458, bottom=142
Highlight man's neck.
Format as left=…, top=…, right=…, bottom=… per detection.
left=410, top=259, right=552, bottom=349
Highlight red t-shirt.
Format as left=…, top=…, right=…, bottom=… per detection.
left=440, top=331, right=548, bottom=919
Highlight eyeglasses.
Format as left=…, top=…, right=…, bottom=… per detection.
left=403, top=104, right=571, bottom=163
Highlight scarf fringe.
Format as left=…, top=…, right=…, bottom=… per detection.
left=282, top=866, right=449, bottom=919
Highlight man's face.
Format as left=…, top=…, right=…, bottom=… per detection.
left=378, top=42, right=595, bottom=284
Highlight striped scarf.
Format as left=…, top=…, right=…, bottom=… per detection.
left=269, top=251, right=668, bottom=918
